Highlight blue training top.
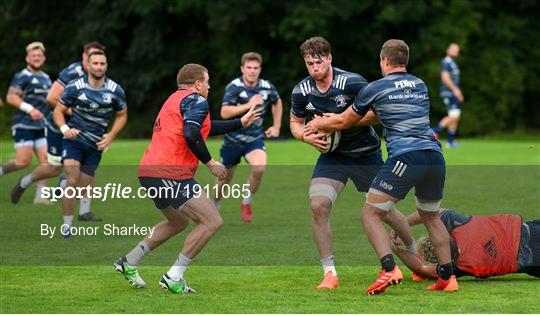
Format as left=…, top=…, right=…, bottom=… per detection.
left=59, top=76, right=126, bottom=149
left=352, top=71, right=441, bottom=159
left=9, top=67, right=51, bottom=130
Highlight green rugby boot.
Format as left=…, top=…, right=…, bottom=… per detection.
left=159, top=273, right=196, bottom=294
left=113, top=256, right=146, bottom=288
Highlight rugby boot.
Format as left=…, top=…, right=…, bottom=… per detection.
left=427, top=275, right=458, bottom=292
left=365, top=265, right=403, bottom=295
left=317, top=271, right=339, bottom=289
left=113, top=256, right=146, bottom=288
left=240, top=203, right=253, bottom=223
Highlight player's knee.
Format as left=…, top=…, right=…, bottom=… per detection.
left=15, top=156, right=32, bottom=167
left=250, top=167, right=265, bottom=180
left=310, top=198, right=332, bottom=220
left=66, top=174, right=80, bottom=187
left=171, top=218, right=189, bottom=232
left=207, top=215, right=224, bottom=232
left=49, top=165, right=63, bottom=177
left=361, top=202, right=387, bottom=225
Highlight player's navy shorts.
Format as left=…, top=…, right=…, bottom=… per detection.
left=45, top=125, right=63, bottom=157
left=220, top=139, right=265, bottom=167
left=138, top=177, right=199, bottom=210
left=442, top=95, right=461, bottom=110
left=312, top=151, right=383, bottom=192
left=12, top=128, right=46, bottom=148
left=370, top=149, right=445, bottom=200
left=62, top=139, right=102, bottom=176
left=520, top=220, right=540, bottom=278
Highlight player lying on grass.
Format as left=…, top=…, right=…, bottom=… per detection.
left=391, top=209, right=539, bottom=279
left=114, top=63, right=261, bottom=295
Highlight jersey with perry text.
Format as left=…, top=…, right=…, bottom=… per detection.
left=59, top=77, right=126, bottom=149
left=9, top=68, right=51, bottom=130
left=221, top=77, right=280, bottom=144
left=46, top=61, right=86, bottom=133
left=291, top=67, right=380, bottom=157
left=440, top=56, right=460, bottom=97
left=353, top=71, right=441, bottom=159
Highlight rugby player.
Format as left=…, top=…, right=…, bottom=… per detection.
left=392, top=209, right=539, bottom=279
left=2, top=42, right=51, bottom=204
left=310, top=39, right=458, bottom=293
left=290, top=37, right=415, bottom=289
left=114, top=64, right=261, bottom=294
left=11, top=42, right=105, bottom=222
left=432, top=43, right=463, bottom=148
left=215, top=52, right=282, bottom=222
left=53, top=51, right=127, bottom=238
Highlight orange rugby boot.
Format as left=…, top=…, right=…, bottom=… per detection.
left=317, top=271, right=339, bottom=289
left=240, top=203, right=253, bottom=223
left=365, top=265, right=403, bottom=295
left=427, top=275, right=458, bottom=292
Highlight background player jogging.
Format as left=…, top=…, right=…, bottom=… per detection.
left=215, top=52, right=282, bottom=223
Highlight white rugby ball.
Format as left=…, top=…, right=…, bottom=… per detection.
left=321, top=131, right=341, bottom=154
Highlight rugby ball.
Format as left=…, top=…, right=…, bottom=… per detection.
left=321, top=131, right=341, bottom=154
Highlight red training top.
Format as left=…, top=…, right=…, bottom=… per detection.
left=452, top=214, right=522, bottom=278
left=138, top=89, right=210, bottom=180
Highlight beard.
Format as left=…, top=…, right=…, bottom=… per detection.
left=89, top=72, right=105, bottom=80
left=28, top=63, right=42, bottom=71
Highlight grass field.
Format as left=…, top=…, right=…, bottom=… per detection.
left=1, top=138, right=539, bottom=313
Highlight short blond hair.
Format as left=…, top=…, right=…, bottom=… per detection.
left=417, top=236, right=460, bottom=264
left=26, top=41, right=45, bottom=53
left=241, top=52, right=262, bottom=66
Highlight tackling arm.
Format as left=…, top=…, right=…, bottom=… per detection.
left=311, top=106, right=363, bottom=131
left=392, top=245, right=438, bottom=279
left=354, top=110, right=379, bottom=127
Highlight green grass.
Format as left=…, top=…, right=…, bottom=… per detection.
left=1, top=138, right=539, bottom=313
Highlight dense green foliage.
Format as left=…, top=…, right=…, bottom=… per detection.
left=1, top=0, right=538, bottom=138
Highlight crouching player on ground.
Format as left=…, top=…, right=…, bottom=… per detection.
left=391, top=209, right=540, bottom=279
left=114, top=64, right=261, bottom=294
